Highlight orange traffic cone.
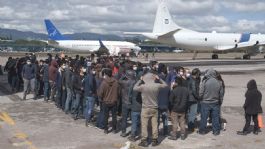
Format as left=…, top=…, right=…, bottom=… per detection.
left=258, top=114, right=264, bottom=128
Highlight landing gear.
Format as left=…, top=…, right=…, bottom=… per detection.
left=243, top=54, right=251, bottom=59
left=192, top=51, right=198, bottom=60
left=212, top=54, right=218, bottom=59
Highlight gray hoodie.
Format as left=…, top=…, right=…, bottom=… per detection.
left=199, top=69, right=223, bottom=104
left=133, top=72, right=167, bottom=109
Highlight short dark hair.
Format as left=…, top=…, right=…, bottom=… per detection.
left=192, top=68, right=201, bottom=76
left=150, top=60, right=158, bottom=67
left=103, top=68, right=112, bottom=77
left=175, top=77, right=183, bottom=86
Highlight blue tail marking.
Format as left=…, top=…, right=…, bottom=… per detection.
left=44, top=19, right=68, bottom=40
left=239, top=33, right=251, bottom=43
left=99, top=39, right=107, bottom=48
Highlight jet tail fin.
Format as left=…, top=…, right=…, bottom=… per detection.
left=44, top=19, right=68, bottom=40
left=152, top=1, right=181, bottom=34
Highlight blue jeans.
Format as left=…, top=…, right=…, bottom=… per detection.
left=121, top=104, right=131, bottom=133
left=96, top=102, right=105, bottom=129
left=85, top=96, right=95, bottom=121
left=72, top=93, right=83, bottom=116
left=187, top=102, right=198, bottom=129
left=44, top=81, right=49, bottom=101
left=64, top=87, right=72, bottom=113
left=199, top=102, right=221, bottom=133
left=131, top=111, right=141, bottom=136
left=158, top=109, right=168, bottom=132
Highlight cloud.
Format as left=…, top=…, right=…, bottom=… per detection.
left=0, top=0, right=264, bottom=35
left=222, top=1, right=265, bottom=12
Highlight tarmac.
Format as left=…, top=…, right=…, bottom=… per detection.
left=1, top=54, right=265, bottom=149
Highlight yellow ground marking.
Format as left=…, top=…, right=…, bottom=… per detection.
left=15, top=132, right=28, bottom=139
left=0, top=112, right=15, bottom=125
left=0, top=112, right=38, bottom=149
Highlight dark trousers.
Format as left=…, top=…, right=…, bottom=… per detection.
left=96, top=102, right=105, bottom=129
left=243, top=114, right=259, bottom=132
left=44, top=81, right=50, bottom=101
left=49, top=81, right=56, bottom=101
left=72, top=93, right=83, bottom=116
left=103, top=104, right=117, bottom=131
left=121, top=104, right=131, bottom=133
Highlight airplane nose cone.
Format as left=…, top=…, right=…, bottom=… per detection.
left=134, top=46, right=141, bottom=51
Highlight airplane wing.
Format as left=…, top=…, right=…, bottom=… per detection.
left=216, top=41, right=265, bottom=54
left=157, top=29, right=181, bottom=39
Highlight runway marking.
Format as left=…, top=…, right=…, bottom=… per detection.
left=0, top=112, right=38, bottom=149
left=0, top=112, right=15, bottom=125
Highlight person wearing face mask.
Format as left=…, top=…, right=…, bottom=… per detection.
left=83, top=67, right=97, bottom=126
left=64, top=62, right=74, bottom=114
left=71, top=66, right=85, bottom=120
left=41, top=59, right=50, bottom=102
left=55, top=63, right=66, bottom=109
left=37, top=60, right=44, bottom=97
left=22, top=59, right=37, bottom=100
left=187, top=68, right=201, bottom=132
left=118, top=70, right=136, bottom=137
left=149, top=60, right=159, bottom=74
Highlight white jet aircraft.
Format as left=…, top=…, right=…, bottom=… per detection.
left=44, top=19, right=141, bottom=56
left=125, top=1, right=265, bottom=59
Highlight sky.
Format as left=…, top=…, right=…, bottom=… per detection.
left=0, top=0, right=265, bottom=35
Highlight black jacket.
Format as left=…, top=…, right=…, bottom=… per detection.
left=72, top=73, right=83, bottom=94
left=188, top=77, right=200, bottom=102
left=244, top=80, right=263, bottom=115
left=129, top=81, right=142, bottom=112
left=169, top=86, right=189, bottom=113
left=64, top=67, right=73, bottom=89
left=119, top=75, right=136, bottom=106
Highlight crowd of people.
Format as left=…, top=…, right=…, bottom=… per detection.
left=3, top=53, right=262, bottom=147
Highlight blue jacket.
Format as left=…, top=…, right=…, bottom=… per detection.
left=22, top=64, right=36, bottom=80
left=83, top=73, right=97, bottom=97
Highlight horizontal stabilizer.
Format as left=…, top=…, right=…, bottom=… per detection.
left=157, top=29, right=181, bottom=39
left=48, top=40, right=59, bottom=45
left=123, top=32, right=151, bottom=35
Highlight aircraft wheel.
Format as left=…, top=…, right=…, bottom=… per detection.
left=243, top=54, right=251, bottom=59
left=212, top=54, right=218, bottom=59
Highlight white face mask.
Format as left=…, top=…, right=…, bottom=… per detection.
left=27, top=62, right=31, bottom=65
left=179, top=72, right=184, bottom=76
left=82, top=68, right=86, bottom=73
left=92, top=71, right=96, bottom=74
left=62, top=65, right=66, bottom=69
left=186, top=73, right=191, bottom=78
left=133, top=67, right=137, bottom=71
left=103, top=75, right=106, bottom=79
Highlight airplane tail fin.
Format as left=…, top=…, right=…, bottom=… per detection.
left=44, top=19, right=67, bottom=40
left=153, top=1, right=183, bottom=34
